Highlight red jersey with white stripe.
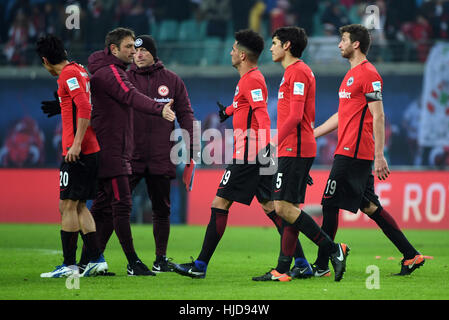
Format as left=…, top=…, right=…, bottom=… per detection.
left=229, top=67, right=271, bottom=162
left=276, top=60, right=316, bottom=158
left=57, top=62, right=99, bottom=156
left=336, top=60, right=382, bottom=160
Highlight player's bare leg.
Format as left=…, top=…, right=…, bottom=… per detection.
left=77, top=201, right=96, bottom=234
left=60, top=199, right=80, bottom=232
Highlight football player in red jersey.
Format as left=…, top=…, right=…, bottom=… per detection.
left=174, top=29, right=313, bottom=280
left=253, top=27, right=349, bottom=282
left=313, top=24, right=425, bottom=276
left=36, top=35, right=107, bottom=278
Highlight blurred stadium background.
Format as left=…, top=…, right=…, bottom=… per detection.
left=0, top=0, right=448, bottom=230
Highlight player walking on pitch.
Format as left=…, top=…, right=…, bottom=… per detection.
left=37, top=35, right=107, bottom=278
left=252, top=26, right=350, bottom=282
left=173, top=29, right=314, bottom=280
left=312, top=24, right=425, bottom=276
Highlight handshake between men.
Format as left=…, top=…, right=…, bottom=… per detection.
left=162, top=99, right=175, bottom=122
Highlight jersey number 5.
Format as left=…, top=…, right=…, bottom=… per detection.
left=276, top=173, right=283, bottom=189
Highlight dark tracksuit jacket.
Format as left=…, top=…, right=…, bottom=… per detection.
left=88, top=48, right=165, bottom=179
left=127, top=60, right=194, bottom=179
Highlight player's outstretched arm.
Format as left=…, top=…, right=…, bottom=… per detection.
left=104, top=64, right=169, bottom=118
left=314, top=112, right=338, bottom=138
left=368, top=100, right=390, bottom=180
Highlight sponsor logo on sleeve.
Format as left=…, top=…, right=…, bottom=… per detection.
left=293, top=82, right=304, bottom=95
left=372, top=81, right=381, bottom=91
left=66, top=77, right=80, bottom=91
left=251, top=88, right=264, bottom=102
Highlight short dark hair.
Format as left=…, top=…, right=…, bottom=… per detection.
left=339, top=24, right=371, bottom=55
left=272, top=26, right=308, bottom=58
left=105, top=27, right=135, bottom=50
left=36, top=34, right=67, bottom=65
left=235, top=29, right=264, bottom=63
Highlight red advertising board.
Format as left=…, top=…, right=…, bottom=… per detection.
left=1, top=169, right=449, bottom=229
left=187, top=169, right=449, bottom=229
left=0, top=169, right=60, bottom=223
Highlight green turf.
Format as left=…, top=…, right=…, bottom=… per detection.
left=0, top=223, right=448, bottom=300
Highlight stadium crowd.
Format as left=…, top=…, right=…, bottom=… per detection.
left=1, top=0, right=449, bottom=66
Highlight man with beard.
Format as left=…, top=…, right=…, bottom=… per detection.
left=312, top=24, right=425, bottom=277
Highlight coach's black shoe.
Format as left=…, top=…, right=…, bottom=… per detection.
left=396, top=254, right=425, bottom=276
left=127, top=260, right=156, bottom=276
left=173, top=259, right=207, bottom=279
left=152, top=256, right=175, bottom=273
left=330, top=243, right=350, bottom=282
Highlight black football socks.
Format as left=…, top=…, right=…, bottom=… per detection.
left=267, top=210, right=307, bottom=261
left=315, top=205, right=340, bottom=269
left=197, top=208, right=229, bottom=265
left=292, top=211, right=338, bottom=256
left=61, top=230, right=78, bottom=266
left=368, top=207, right=419, bottom=259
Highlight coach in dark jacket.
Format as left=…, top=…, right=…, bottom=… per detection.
left=87, top=28, right=175, bottom=276
left=127, top=35, right=195, bottom=272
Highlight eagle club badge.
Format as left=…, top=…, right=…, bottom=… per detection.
left=347, top=76, right=354, bottom=86
left=158, top=85, right=169, bottom=96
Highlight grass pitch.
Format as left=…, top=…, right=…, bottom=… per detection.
left=0, top=223, right=448, bottom=300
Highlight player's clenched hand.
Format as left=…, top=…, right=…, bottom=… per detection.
left=217, top=101, right=229, bottom=123
left=374, top=156, right=390, bottom=180
left=162, top=99, right=175, bottom=122
left=65, top=144, right=81, bottom=163
left=258, top=143, right=276, bottom=168
left=41, top=91, right=61, bottom=118
left=306, top=174, right=314, bottom=186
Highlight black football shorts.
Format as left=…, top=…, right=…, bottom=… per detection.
left=216, top=163, right=272, bottom=205
left=321, top=154, right=381, bottom=213
left=271, top=157, right=314, bottom=204
left=60, top=152, right=98, bottom=201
